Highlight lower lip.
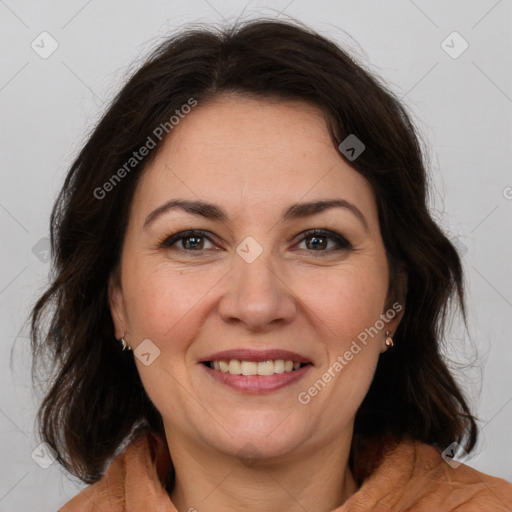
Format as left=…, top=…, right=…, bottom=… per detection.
left=201, top=363, right=313, bottom=394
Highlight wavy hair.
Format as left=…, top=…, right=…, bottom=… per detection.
left=29, top=18, right=477, bottom=484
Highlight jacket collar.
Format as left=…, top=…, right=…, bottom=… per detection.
left=59, top=429, right=512, bottom=511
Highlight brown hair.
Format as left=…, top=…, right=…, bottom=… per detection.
left=29, top=18, right=477, bottom=484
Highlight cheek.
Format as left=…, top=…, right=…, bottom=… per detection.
left=316, top=264, right=387, bottom=412
left=294, top=260, right=388, bottom=341
left=122, top=256, right=216, bottom=346
left=123, top=255, right=229, bottom=358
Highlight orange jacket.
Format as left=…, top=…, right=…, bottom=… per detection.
left=59, top=430, right=512, bottom=511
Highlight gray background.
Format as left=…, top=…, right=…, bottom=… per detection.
left=1, top=0, right=511, bottom=510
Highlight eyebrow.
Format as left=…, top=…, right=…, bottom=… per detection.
left=143, top=198, right=368, bottom=232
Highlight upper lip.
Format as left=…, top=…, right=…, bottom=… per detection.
left=200, top=349, right=312, bottom=364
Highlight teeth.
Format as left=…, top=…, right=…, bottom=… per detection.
left=241, top=361, right=257, bottom=375
left=228, top=360, right=241, bottom=374
left=208, top=359, right=305, bottom=376
left=274, top=360, right=285, bottom=373
left=257, top=360, right=275, bottom=376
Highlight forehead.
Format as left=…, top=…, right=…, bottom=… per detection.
left=131, top=94, right=377, bottom=227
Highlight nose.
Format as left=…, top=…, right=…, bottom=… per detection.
left=217, top=247, right=297, bottom=332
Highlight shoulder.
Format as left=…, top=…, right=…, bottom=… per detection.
left=57, top=441, right=135, bottom=512
left=341, top=437, right=512, bottom=511
left=58, top=430, right=175, bottom=512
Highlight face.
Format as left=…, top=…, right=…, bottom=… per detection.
left=109, top=93, right=402, bottom=463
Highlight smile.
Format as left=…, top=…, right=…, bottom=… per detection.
left=201, top=360, right=313, bottom=394
left=204, top=359, right=309, bottom=375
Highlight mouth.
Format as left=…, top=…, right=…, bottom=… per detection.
left=199, top=350, right=313, bottom=394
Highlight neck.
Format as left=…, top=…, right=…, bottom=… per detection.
left=166, top=431, right=358, bottom=512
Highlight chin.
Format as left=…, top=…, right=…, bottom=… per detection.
left=202, top=410, right=312, bottom=462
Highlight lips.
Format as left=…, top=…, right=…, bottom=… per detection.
left=199, top=348, right=313, bottom=394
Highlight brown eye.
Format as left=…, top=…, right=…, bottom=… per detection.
left=159, top=230, right=216, bottom=252
left=297, top=229, right=351, bottom=253
left=305, top=234, right=328, bottom=250
left=181, top=235, right=205, bottom=250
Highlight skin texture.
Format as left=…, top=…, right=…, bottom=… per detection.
left=109, top=93, right=404, bottom=512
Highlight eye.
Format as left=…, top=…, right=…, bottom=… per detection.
left=295, top=229, right=351, bottom=254
left=157, top=228, right=351, bottom=256
left=158, top=230, right=217, bottom=253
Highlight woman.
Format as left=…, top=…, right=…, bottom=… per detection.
left=30, top=18, right=512, bottom=511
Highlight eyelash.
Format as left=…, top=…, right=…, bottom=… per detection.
left=157, top=229, right=352, bottom=256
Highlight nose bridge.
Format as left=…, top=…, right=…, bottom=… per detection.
left=235, top=244, right=276, bottom=296
left=218, top=238, right=296, bottom=329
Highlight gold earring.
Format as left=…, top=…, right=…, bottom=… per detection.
left=385, top=330, right=394, bottom=348
left=120, top=333, right=132, bottom=351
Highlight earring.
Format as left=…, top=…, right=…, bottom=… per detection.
left=120, top=334, right=132, bottom=351
left=385, top=330, right=394, bottom=348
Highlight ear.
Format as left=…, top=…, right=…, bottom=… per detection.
left=383, top=300, right=405, bottom=335
left=381, top=266, right=408, bottom=348
left=108, top=269, right=128, bottom=340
